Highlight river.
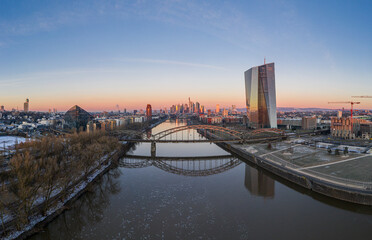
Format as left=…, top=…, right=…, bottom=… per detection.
left=30, top=120, right=372, bottom=240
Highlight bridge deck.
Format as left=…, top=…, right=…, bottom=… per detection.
left=123, top=139, right=242, bottom=143
left=121, top=136, right=285, bottom=143
left=124, top=154, right=234, bottom=160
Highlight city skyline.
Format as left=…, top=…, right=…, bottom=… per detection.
left=1, top=0, right=372, bottom=111
left=2, top=2, right=372, bottom=238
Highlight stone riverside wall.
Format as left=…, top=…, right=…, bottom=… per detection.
left=218, top=141, right=372, bottom=205
left=198, top=129, right=372, bottom=205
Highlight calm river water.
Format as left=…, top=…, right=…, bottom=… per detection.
left=30, top=120, right=372, bottom=240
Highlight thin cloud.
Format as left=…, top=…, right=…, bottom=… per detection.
left=0, top=79, right=27, bottom=87
left=117, top=58, right=227, bottom=70
left=0, top=68, right=130, bottom=87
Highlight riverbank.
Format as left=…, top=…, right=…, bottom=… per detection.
left=216, top=140, right=372, bottom=205
left=7, top=152, right=119, bottom=240
left=197, top=128, right=372, bottom=205
left=1, top=119, right=166, bottom=240
left=26, top=119, right=372, bottom=240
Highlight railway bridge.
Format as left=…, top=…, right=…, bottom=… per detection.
left=121, top=125, right=285, bottom=157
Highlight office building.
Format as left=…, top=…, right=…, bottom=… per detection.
left=360, top=122, right=372, bottom=139
left=64, top=105, right=93, bottom=131
left=245, top=62, right=277, bottom=128
left=232, top=105, right=237, bottom=114
left=216, top=104, right=220, bottom=114
left=195, top=102, right=200, bottom=114
left=302, top=116, right=317, bottom=130
left=146, top=104, right=152, bottom=120
left=223, top=108, right=228, bottom=117
left=24, top=98, right=29, bottom=112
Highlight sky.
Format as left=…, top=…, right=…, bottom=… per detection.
left=0, top=0, right=372, bottom=112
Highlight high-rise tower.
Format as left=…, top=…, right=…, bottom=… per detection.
left=244, top=62, right=277, bottom=128
left=146, top=104, right=152, bottom=121
left=24, top=98, right=29, bottom=112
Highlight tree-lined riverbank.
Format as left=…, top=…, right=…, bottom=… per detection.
left=0, top=118, right=167, bottom=239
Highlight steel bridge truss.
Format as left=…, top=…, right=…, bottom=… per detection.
left=151, top=125, right=243, bottom=142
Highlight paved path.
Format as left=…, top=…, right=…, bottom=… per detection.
left=259, top=144, right=301, bottom=157
left=299, top=154, right=371, bottom=170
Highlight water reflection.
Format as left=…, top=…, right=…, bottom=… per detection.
left=29, top=120, right=372, bottom=240
left=244, top=165, right=275, bottom=198
left=146, top=128, right=152, bottom=139
left=31, top=169, right=121, bottom=240
left=120, top=156, right=242, bottom=177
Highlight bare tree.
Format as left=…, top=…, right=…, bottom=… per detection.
left=39, top=155, right=60, bottom=216
left=8, top=151, right=41, bottom=227
left=0, top=182, right=7, bottom=235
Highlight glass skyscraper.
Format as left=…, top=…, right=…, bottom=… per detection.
left=244, top=63, right=277, bottom=128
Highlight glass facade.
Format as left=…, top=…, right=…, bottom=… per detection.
left=64, top=105, right=93, bottom=131
left=245, top=63, right=277, bottom=128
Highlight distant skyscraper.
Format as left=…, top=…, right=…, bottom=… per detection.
left=24, top=98, right=29, bottom=112
left=0, top=105, right=4, bottom=112
left=146, top=104, right=152, bottom=120
left=216, top=104, right=220, bottom=113
left=195, top=102, right=200, bottom=114
left=245, top=62, right=277, bottom=128
left=223, top=108, right=228, bottom=117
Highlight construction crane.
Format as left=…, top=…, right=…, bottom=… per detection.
left=352, top=96, right=372, bottom=98
left=328, top=101, right=360, bottom=132
left=328, top=101, right=360, bottom=119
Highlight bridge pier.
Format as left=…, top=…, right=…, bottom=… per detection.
left=151, top=141, right=156, bottom=158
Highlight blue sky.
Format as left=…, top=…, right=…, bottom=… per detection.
left=0, top=0, right=371, bottom=111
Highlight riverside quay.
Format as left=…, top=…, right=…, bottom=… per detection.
left=225, top=137, right=372, bottom=205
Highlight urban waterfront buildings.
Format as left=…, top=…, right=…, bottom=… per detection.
left=330, top=116, right=372, bottom=140
left=245, top=63, right=277, bottom=129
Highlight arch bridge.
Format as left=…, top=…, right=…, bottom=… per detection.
left=120, top=124, right=285, bottom=157
left=152, top=124, right=243, bottom=142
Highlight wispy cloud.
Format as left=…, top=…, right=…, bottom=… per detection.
left=0, top=79, right=25, bottom=87
left=116, top=58, right=227, bottom=70
left=0, top=0, right=268, bottom=51
left=0, top=68, right=130, bottom=87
